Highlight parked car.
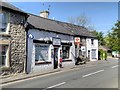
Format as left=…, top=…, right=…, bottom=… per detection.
left=112, top=51, right=119, bottom=58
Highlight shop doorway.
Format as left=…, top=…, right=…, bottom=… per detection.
left=54, top=48, right=58, bottom=69
left=88, top=50, right=90, bottom=60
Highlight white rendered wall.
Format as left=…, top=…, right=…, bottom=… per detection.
left=86, top=38, right=98, bottom=61
left=27, top=29, right=75, bottom=73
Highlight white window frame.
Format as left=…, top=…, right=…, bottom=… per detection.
left=0, top=40, right=10, bottom=67
left=35, top=43, right=50, bottom=63
left=91, top=49, right=96, bottom=59
left=62, top=45, right=70, bottom=59
left=0, top=12, right=10, bottom=34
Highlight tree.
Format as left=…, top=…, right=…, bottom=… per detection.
left=105, top=21, right=120, bottom=53
left=91, top=30, right=105, bottom=46
left=68, top=13, right=91, bottom=28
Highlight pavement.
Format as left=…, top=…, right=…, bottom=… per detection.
left=1, top=57, right=119, bottom=85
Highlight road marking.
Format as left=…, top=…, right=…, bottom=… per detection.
left=82, top=70, right=104, bottom=78
left=47, top=82, right=66, bottom=88
left=1, top=67, right=79, bottom=87
left=112, top=65, right=119, bottom=68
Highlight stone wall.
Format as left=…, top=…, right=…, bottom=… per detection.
left=1, top=9, right=27, bottom=75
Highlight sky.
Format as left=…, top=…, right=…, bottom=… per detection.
left=10, top=2, right=118, bottom=35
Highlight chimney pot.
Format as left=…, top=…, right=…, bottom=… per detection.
left=40, top=11, right=49, bottom=18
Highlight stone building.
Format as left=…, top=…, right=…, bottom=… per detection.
left=0, top=2, right=28, bottom=75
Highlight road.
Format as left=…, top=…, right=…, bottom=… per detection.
left=2, top=58, right=119, bottom=89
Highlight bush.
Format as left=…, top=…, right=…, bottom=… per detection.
left=99, top=49, right=107, bottom=60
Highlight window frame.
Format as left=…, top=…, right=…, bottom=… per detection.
left=0, top=41, right=10, bottom=68
left=91, top=39, right=94, bottom=45
left=91, top=49, right=96, bottom=59
left=62, top=45, right=70, bottom=59
left=35, top=43, right=50, bottom=64
left=0, top=12, right=9, bottom=34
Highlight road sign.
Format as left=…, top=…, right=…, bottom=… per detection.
left=74, top=37, right=80, bottom=44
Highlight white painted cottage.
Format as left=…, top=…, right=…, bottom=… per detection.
left=86, top=38, right=98, bottom=61
left=26, top=12, right=98, bottom=73
left=26, top=14, right=75, bottom=73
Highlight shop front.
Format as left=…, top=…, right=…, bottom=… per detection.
left=26, top=29, right=75, bottom=73
left=61, top=42, right=74, bottom=67
left=52, top=37, right=61, bottom=69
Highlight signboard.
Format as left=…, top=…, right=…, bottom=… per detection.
left=81, top=46, right=86, bottom=51
left=52, top=37, right=61, bottom=46
left=74, top=37, right=80, bottom=44
left=28, top=34, right=34, bottom=39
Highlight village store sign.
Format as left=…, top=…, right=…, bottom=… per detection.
left=52, top=37, right=61, bottom=46
left=74, top=37, right=80, bottom=44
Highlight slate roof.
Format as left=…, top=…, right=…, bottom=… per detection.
left=56, top=21, right=96, bottom=38
left=28, top=14, right=96, bottom=38
left=0, top=1, right=27, bottom=15
left=27, top=14, right=74, bottom=35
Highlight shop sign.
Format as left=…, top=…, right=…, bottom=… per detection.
left=28, top=34, right=34, bottom=39
left=52, top=37, right=61, bottom=46
left=74, top=37, right=80, bottom=44
left=81, top=46, right=86, bottom=51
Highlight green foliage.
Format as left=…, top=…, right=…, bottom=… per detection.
left=99, top=49, right=103, bottom=60
left=105, top=51, right=107, bottom=60
left=99, top=49, right=107, bottom=60
left=92, top=30, right=105, bottom=46
left=105, top=21, right=120, bottom=53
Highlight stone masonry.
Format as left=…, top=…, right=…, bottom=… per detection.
left=1, top=9, right=27, bottom=75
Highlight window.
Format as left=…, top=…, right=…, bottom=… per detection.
left=62, top=46, right=70, bottom=59
left=91, top=39, right=94, bottom=45
left=35, top=44, right=49, bottom=62
left=0, top=13, right=8, bottom=32
left=0, top=45, right=9, bottom=67
left=91, top=49, right=96, bottom=59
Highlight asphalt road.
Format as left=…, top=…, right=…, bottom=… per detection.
left=2, top=58, right=119, bottom=89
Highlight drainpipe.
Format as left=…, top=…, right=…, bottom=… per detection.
left=24, top=21, right=29, bottom=74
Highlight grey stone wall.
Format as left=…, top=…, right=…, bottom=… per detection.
left=1, top=9, right=27, bottom=75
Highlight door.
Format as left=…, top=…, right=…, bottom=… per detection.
left=54, top=48, right=58, bottom=69
left=88, top=50, right=90, bottom=60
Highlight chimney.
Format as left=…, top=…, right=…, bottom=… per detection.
left=40, top=11, right=49, bottom=18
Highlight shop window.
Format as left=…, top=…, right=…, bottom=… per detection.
left=62, top=46, right=70, bottom=59
left=0, top=13, right=9, bottom=32
left=35, top=44, right=49, bottom=63
left=0, top=45, right=9, bottom=67
left=91, top=49, right=96, bottom=59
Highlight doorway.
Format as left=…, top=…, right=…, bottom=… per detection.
left=88, top=50, right=90, bottom=60
left=54, top=48, right=58, bottom=69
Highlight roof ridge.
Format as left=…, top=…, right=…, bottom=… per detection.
left=0, top=1, right=27, bottom=14
left=28, top=13, right=87, bottom=30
